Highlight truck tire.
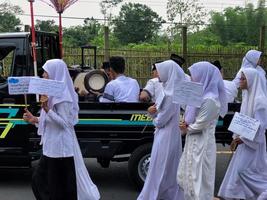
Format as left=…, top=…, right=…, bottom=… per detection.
left=128, top=143, right=152, bottom=191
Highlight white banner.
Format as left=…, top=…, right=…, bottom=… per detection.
left=28, top=77, right=65, bottom=97
left=8, top=76, right=65, bottom=97
left=8, top=77, right=32, bottom=95
left=228, top=112, right=260, bottom=141
left=173, top=81, right=203, bottom=107
left=155, top=89, right=165, bottom=110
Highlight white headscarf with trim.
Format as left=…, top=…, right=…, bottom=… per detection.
left=241, top=68, right=267, bottom=129
left=155, top=59, right=185, bottom=97
left=38, top=59, right=79, bottom=136
left=185, top=61, right=228, bottom=124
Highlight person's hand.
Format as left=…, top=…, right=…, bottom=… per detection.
left=148, top=104, right=157, bottom=115
left=40, top=95, right=49, bottom=113
left=230, top=137, right=243, bottom=151
left=23, top=108, right=38, bottom=124
left=179, top=121, right=188, bottom=135
left=234, top=137, right=243, bottom=145
left=230, top=140, right=237, bottom=151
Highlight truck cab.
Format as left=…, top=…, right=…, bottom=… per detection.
left=0, top=32, right=59, bottom=168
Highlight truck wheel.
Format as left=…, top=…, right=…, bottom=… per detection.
left=128, top=143, right=152, bottom=190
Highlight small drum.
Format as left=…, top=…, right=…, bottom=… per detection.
left=74, top=70, right=108, bottom=95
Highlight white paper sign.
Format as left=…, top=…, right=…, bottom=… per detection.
left=155, top=89, right=165, bottom=110
left=8, top=77, right=32, bottom=95
left=28, top=77, right=65, bottom=97
left=173, top=81, right=203, bottom=107
left=228, top=112, right=260, bottom=141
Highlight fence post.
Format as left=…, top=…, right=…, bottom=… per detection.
left=182, top=26, right=188, bottom=66
left=104, top=26, right=110, bottom=61
left=259, top=26, right=265, bottom=53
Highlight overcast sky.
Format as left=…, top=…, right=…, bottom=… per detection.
left=2, top=0, right=258, bottom=27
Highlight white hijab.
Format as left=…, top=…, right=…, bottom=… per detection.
left=242, top=50, right=262, bottom=69
left=241, top=68, right=267, bottom=129
left=155, top=59, right=185, bottom=97
left=38, top=59, right=79, bottom=136
left=233, top=50, right=262, bottom=87
left=185, top=61, right=228, bottom=124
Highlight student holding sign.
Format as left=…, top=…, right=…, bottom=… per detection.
left=177, top=62, right=228, bottom=200
left=23, top=59, right=100, bottom=200
left=218, top=68, right=267, bottom=200
left=137, top=60, right=185, bottom=200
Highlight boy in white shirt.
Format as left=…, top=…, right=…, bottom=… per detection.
left=100, top=56, right=140, bottom=102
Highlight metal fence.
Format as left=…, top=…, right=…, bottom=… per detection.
left=64, top=47, right=266, bottom=87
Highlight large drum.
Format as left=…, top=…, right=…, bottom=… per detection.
left=73, top=70, right=109, bottom=95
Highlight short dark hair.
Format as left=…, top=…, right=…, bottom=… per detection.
left=102, top=61, right=110, bottom=70
left=212, top=60, right=222, bottom=71
left=110, top=56, right=125, bottom=74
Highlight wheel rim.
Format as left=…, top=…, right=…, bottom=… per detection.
left=137, top=154, right=151, bottom=182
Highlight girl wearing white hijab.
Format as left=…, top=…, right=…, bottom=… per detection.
left=177, top=61, right=228, bottom=200
left=137, top=60, right=185, bottom=200
left=218, top=68, right=267, bottom=200
left=23, top=59, right=100, bottom=200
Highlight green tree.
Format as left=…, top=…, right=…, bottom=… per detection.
left=209, top=1, right=267, bottom=46
left=63, top=18, right=101, bottom=46
left=113, top=3, right=163, bottom=44
left=166, top=0, right=206, bottom=34
left=35, top=20, right=58, bottom=32
left=0, top=2, right=23, bottom=32
left=100, top=0, right=123, bottom=25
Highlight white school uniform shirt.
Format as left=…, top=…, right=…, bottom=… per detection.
left=41, top=102, right=75, bottom=158
left=143, top=77, right=163, bottom=102
left=223, top=80, right=238, bottom=103
left=39, top=101, right=101, bottom=199
left=100, top=75, right=140, bottom=102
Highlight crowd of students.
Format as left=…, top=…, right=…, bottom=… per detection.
left=23, top=49, right=267, bottom=200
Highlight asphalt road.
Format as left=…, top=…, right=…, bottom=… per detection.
left=0, top=144, right=231, bottom=200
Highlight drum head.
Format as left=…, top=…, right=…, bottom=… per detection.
left=73, top=72, right=88, bottom=95
left=84, top=70, right=108, bottom=93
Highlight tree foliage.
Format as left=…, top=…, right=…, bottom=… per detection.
left=209, top=1, right=266, bottom=46
left=113, top=3, right=163, bottom=44
left=0, top=2, right=23, bottom=32
left=35, top=20, right=58, bottom=32
left=166, top=0, right=206, bottom=34
left=63, top=18, right=101, bottom=46
left=100, top=0, right=123, bottom=25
